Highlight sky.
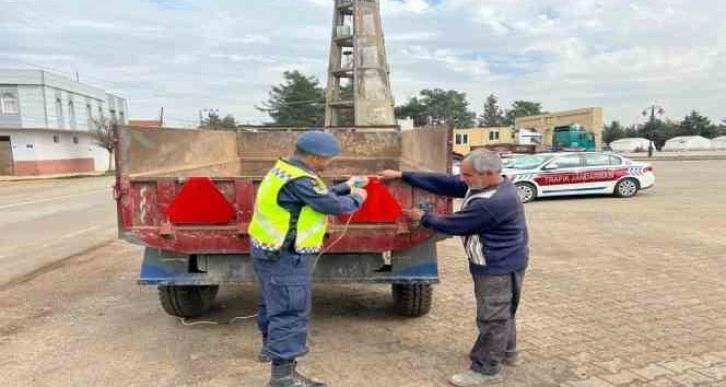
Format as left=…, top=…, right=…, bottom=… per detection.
left=1, top=0, right=724, bottom=127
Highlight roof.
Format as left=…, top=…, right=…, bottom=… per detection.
left=611, top=137, right=649, bottom=143
left=666, top=135, right=710, bottom=142
left=128, top=120, right=163, bottom=129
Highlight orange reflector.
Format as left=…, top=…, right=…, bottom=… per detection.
left=166, top=177, right=235, bottom=224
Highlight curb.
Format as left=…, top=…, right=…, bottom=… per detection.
left=0, top=172, right=113, bottom=182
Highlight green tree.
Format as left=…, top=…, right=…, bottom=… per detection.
left=200, top=111, right=237, bottom=130
left=637, top=119, right=679, bottom=150
left=396, top=88, right=475, bottom=128
left=602, top=120, right=626, bottom=144
left=90, top=117, right=115, bottom=171
left=678, top=110, right=718, bottom=138
left=257, top=70, right=325, bottom=126
left=505, top=101, right=544, bottom=125
left=478, top=94, right=505, bottom=127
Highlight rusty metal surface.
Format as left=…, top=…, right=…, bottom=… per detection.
left=120, top=127, right=239, bottom=177
left=238, top=128, right=402, bottom=176
left=116, top=126, right=453, bottom=255
left=400, top=126, right=452, bottom=173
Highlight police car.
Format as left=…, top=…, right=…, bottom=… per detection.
left=503, top=152, right=655, bottom=203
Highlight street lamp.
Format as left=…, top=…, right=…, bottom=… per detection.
left=642, top=104, right=665, bottom=156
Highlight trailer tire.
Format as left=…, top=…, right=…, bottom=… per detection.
left=158, top=285, right=219, bottom=318
left=392, top=283, right=433, bottom=317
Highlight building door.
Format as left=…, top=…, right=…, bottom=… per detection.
left=0, top=136, right=14, bottom=175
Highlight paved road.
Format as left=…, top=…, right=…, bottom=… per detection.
left=0, top=176, right=116, bottom=286
left=1, top=162, right=725, bottom=386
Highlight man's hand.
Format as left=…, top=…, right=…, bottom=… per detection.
left=350, top=187, right=368, bottom=203
left=346, top=176, right=370, bottom=189
left=402, top=208, right=426, bottom=221
left=379, top=170, right=403, bottom=180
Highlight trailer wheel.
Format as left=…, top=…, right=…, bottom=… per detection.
left=158, top=285, right=219, bottom=318
left=392, top=283, right=433, bottom=317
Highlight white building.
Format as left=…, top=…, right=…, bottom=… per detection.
left=662, top=136, right=713, bottom=152
left=0, top=69, right=127, bottom=175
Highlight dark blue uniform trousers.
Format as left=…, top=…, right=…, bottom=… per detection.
left=254, top=249, right=312, bottom=361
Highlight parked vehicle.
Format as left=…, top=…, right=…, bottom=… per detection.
left=113, top=126, right=453, bottom=318
left=552, top=125, right=596, bottom=152
left=504, top=152, right=655, bottom=203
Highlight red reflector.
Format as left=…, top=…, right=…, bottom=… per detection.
left=339, top=177, right=402, bottom=223
left=645, top=166, right=653, bottom=172
left=166, top=177, right=235, bottom=224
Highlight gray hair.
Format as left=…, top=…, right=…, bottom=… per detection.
left=463, top=149, right=502, bottom=173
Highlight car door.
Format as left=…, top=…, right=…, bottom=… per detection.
left=580, top=153, right=630, bottom=194
left=533, top=153, right=584, bottom=197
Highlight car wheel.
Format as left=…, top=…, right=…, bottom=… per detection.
left=515, top=182, right=537, bottom=203
left=614, top=178, right=639, bottom=198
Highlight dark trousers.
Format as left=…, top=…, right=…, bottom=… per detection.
left=254, top=250, right=312, bottom=361
left=469, top=270, right=525, bottom=375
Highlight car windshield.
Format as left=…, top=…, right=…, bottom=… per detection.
left=503, top=154, right=555, bottom=169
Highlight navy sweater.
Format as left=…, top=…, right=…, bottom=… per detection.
left=402, top=172, right=529, bottom=275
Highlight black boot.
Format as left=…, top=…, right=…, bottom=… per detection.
left=268, top=360, right=327, bottom=387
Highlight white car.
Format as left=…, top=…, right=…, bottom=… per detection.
left=503, top=152, right=655, bottom=203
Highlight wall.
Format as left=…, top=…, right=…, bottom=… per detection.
left=452, top=127, right=514, bottom=155
left=0, top=129, right=96, bottom=175
left=515, top=107, right=604, bottom=149
left=0, top=85, right=22, bottom=128
left=18, top=85, right=46, bottom=128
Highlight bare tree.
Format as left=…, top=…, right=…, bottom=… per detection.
left=90, top=117, right=115, bottom=172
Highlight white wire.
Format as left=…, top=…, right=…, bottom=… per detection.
left=177, top=209, right=356, bottom=327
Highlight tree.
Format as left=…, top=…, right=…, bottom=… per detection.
left=602, top=120, right=626, bottom=144
left=678, top=110, right=718, bottom=138
left=396, top=88, right=475, bottom=128
left=637, top=119, right=679, bottom=150
left=505, top=101, right=544, bottom=125
left=257, top=70, right=325, bottom=126
left=200, top=110, right=237, bottom=130
left=478, top=94, right=505, bottom=127
left=90, top=117, right=115, bottom=172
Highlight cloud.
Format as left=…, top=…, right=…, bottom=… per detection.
left=0, top=0, right=723, bottom=127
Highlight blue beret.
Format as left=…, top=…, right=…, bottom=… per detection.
left=295, top=131, right=340, bottom=157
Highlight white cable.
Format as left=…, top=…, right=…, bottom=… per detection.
left=177, top=314, right=259, bottom=326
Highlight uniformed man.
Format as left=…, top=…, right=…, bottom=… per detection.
left=248, top=130, right=369, bottom=387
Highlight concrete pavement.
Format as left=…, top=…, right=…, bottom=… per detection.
left=0, top=176, right=117, bottom=286
left=0, top=161, right=724, bottom=386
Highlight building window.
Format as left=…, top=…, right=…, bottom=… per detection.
left=1, top=93, right=19, bottom=114
left=110, top=109, right=117, bottom=123
left=55, top=98, right=64, bottom=128
left=73, top=136, right=79, bottom=144
left=53, top=135, right=60, bottom=143
left=489, top=131, right=500, bottom=141
left=455, top=134, right=462, bottom=145
left=86, top=104, right=93, bottom=123
left=119, top=111, right=125, bottom=124
left=455, top=133, right=469, bottom=145
left=68, top=101, right=76, bottom=129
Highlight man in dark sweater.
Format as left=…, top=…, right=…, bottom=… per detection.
left=381, top=149, right=529, bottom=386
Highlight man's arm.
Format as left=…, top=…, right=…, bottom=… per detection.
left=402, top=171, right=469, bottom=198
left=330, top=182, right=351, bottom=196
left=285, top=177, right=363, bottom=215
left=420, top=200, right=496, bottom=236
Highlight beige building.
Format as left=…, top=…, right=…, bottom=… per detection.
left=452, top=127, right=514, bottom=155
left=515, top=107, right=603, bottom=149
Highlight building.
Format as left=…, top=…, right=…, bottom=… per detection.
left=515, top=107, right=603, bottom=149
left=452, top=127, right=515, bottom=155
left=0, top=69, right=127, bottom=175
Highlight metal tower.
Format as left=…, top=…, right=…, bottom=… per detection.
left=324, top=0, right=396, bottom=127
